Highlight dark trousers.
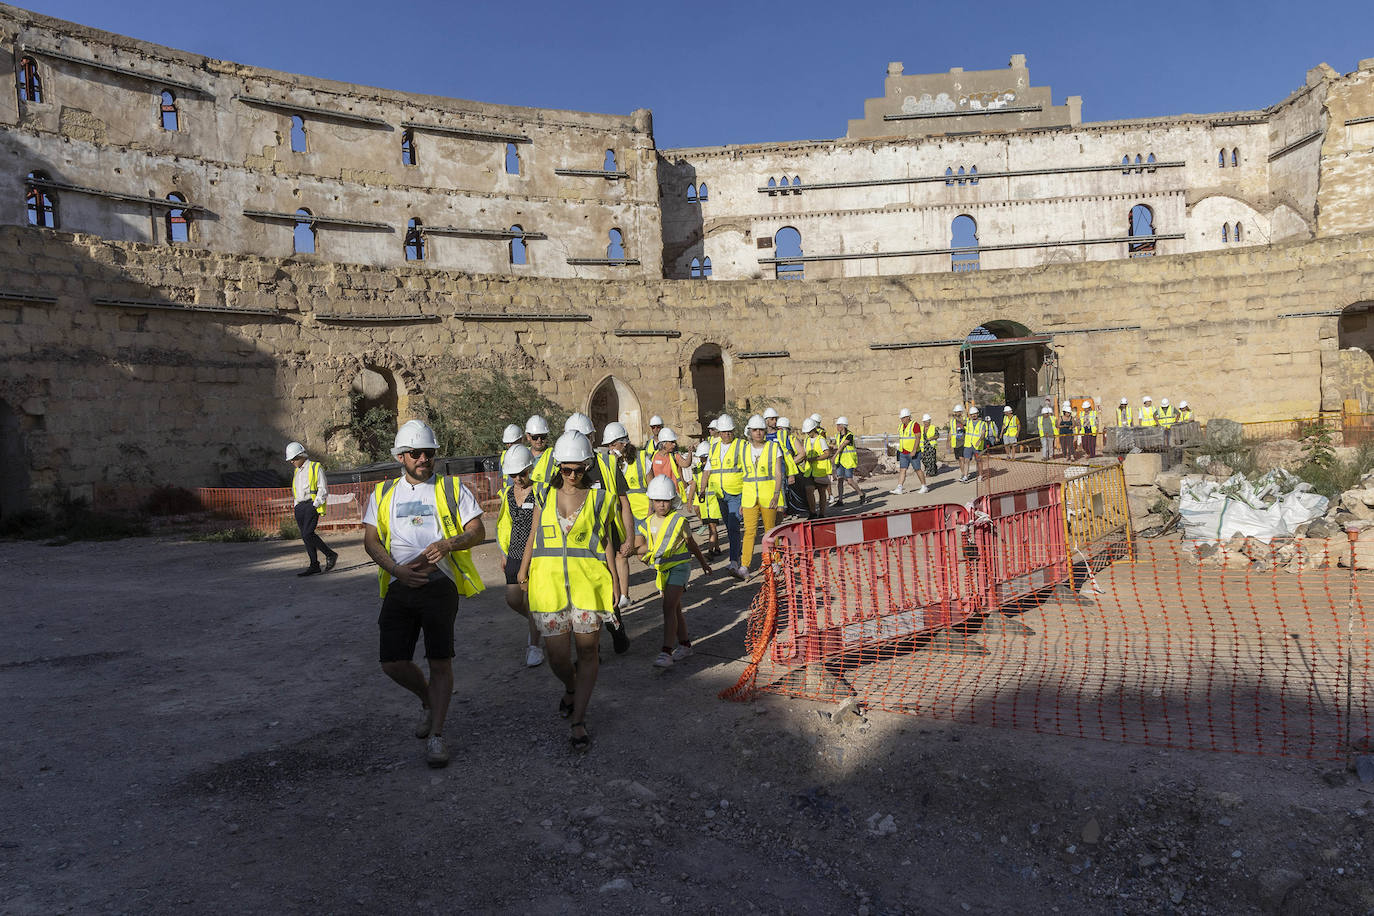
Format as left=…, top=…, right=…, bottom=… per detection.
left=294, top=500, right=335, bottom=568
left=1084, top=434, right=1098, bottom=458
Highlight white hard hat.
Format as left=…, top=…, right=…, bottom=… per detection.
left=952, top=404, right=963, bottom=413
left=1142, top=395, right=1152, bottom=402
left=809, top=413, right=822, bottom=424
left=649, top=415, right=663, bottom=427
left=694, top=441, right=711, bottom=458
left=707, top=417, right=719, bottom=431
left=1003, top=406, right=1013, bottom=413
left=564, top=412, right=594, bottom=435
left=1179, top=400, right=1189, bottom=408
left=646, top=475, right=677, bottom=501
left=970, top=408, right=979, bottom=416
left=601, top=421, right=629, bottom=445
left=802, top=418, right=819, bottom=433
left=835, top=416, right=849, bottom=426
left=922, top=414, right=932, bottom=422
left=716, top=414, right=736, bottom=432
left=746, top=414, right=766, bottom=430
left=553, top=430, right=593, bottom=464
left=899, top=408, right=911, bottom=419
left=525, top=414, right=550, bottom=435
left=284, top=441, right=306, bottom=460
left=1161, top=398, right=1170, bottom=407
left=1061, top=401, right=1071, bottom=410
left=391, top=419, right=439, bottom=457
left=502, top=423, right=523, bottom=445
left=762, top=407, right=778, bottom=419
left=778, top=417, right=791, bottom=429
left=1083, top=399, right=1093, bottom=408
left=657, top=427, right=679, bottom=443
left=501, top=444, right=534, bottom=476
left=1120, top=398, right=1128, bottom=405
left=1041, top=406, right=1052, bottom=414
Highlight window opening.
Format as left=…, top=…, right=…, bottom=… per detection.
left=18, top=57, right=42, bottom=103
left=505, top=142, right=520, bottom=175
left=160, top=90, right=179, bottom=131
left=1218, top=149, right=1226, bottom=168
left=779, top=176, right=790, bottom=187
left=686, top=183, right=697, bottom=203
left=969, top=166, right=978, bottom=186
left=767, top=177, right=777, bottom=191
left=1128, top=204, right=1156, bottom=257
left=165, top=192, right=189, bottom=243
left=950, top=214, right=980, bottom=272
left=701, top=256, right=712, bottom=277
left=946, top=166, right=956, bottom=186
left=1134, top=154, right=1143, bottom=174
left=1234, top=221, right=1243, bottom=241
left=1221, top=223, right=1229, bottom=243
left=603, top=149, right=617, bottom=171
left=790, top=176, right=801, bottom=191
left=404, top=218, right=424, bottom=261
left=290, top=116, right=306, bottom=153
left=293, top=208, right=315, bottom=253
left=689, top=257, right=702, bottom=278
left=25, top=171, right=56, bottom=228
left=509, top=225, right=527, bottom=265
left=1145, top=153, right=1156, bottom=172
left=606, top=228, right=625, bottom=260
left=698, top=182, right=708, bottom=201
left=774, top=226, right=804, bottom=280
left=957, top=166, right=967, bottom=186
left=1232, top=148, right=1239, bottom=168
left=401, top=129, right=416, bottom=165
left=1122, top=155, right=1131, bottom=175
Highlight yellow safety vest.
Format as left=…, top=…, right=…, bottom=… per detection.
left=496, top=480, right=535, bottom=557
left=921, top=424, right=939, bottom=447
left=620, top=450, right=652, bottom=520
left=898, top=419, right=918, bottom=453
left=778, top=432, right=801, bottom=476
left=1082, top=410, right=1099, bottom=434
left=967, top=420, right=987, bottom=451
left=1116, top=406, right=1131, bottom=426
left=691, top=460, right=721, bottom=520
left=528, top=484, right=613, bottom=614
left=949, top=421, right=965, bottom=449
left=741, top=441, right=782, bottom=509
left=637, top=511, right=690, bottom=591
left=372, top=475, right=483, bottom=598
left=1157, top=406, right=1177, bottom=428
left=642, top=436, right=658, bottom=453
left=1179, top=407, right=1193, bottom=422
left=708, top=438, right=746, bottom=497
left=530, top=448, right=557, bottom=484
left=1004, top=416, right=1021, bottom=439
left=300, top=460, right=326, bottom=516
left=1037, top=414, right=1055, bottom=438
left=835, top=432, right=859, bottom=470
left=1139, top=406, right=1157, bottom=427
left=805, top=434, right=832, bottom=477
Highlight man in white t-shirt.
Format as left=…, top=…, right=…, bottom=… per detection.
left=362, top=420, right=485, bottom=768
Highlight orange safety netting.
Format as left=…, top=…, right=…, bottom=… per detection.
left=724, top=505, right=1371, bottom=760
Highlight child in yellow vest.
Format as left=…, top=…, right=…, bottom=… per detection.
left=636, top=475, right=710, bottom=669
left=688, top=440, right=721, bottom=557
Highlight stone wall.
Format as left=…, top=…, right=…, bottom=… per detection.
left=4, top=223, right=1374, bottom=510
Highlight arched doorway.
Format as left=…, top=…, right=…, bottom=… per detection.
left=689, top=344, right=726, bottom=436
left=1331, top=301, right=1374, bottom=413
left=587, top=375, right=643, bottom=443
left=958, top=321, right=1055, bottom=428
left=349, top=366, right=399, bottom=461
left=0, top=399, right=29, bottom=520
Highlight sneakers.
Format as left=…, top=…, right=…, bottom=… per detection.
left=426, top=735, right=450, bottom=768
left=296, top=566, right=322, bottom=577
left=917, top=485, right=929, bottom=494
left=524, top=642, right=545, bottom=668
left=324, top=553, right=338, bottom=572
left=617, top=594, right=632, bottom=611
left=890, top=486, right=905, bottom=495
left=609, top=621, right=630, bottom=655
left=653, top=651, right=674, bottom=669
left=671, top=643, right=693, bottom=662
left=729, top=563, right=747, bottom=581
left=415, top=707, right=433, bottom=739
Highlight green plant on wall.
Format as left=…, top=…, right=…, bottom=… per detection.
left=419, top=369, right=568, bottom=456
left=346, top=391, right=398, bottom=463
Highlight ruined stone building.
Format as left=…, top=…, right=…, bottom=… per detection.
left=1, top=2, right=1372, bottom=511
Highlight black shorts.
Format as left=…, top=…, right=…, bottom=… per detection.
left=378, top=576, right=458, bottom=662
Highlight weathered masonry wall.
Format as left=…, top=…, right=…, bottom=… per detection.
left=0, top=4, right=662, bottom=279
left=3, top=224, right=1373, bottom=503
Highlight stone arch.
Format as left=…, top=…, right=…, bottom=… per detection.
left=1329, top=301, right=1374, bottom=412
left=689, top=343, right=726, bottom=437
left=585, top=374, right=642, bottom=444
left=342, top=365, right=400, bottom=459
left=958, top=320, right=1054, bottom=424
left=0, top=399, right=29, bottom=520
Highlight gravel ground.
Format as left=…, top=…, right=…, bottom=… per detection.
left=3, top=478, right=1372, bottom=914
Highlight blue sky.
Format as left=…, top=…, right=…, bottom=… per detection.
left=25, top=0, right=1374, bottom=149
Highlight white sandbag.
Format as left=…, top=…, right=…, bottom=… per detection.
left=1179, top=470, right=1328, bottom=544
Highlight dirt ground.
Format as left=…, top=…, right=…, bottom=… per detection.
left=3, top=471, right=1373, bottom=915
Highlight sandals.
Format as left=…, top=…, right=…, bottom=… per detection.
left=569, top=721, right=590, bottom=752
left=558, top=690, right=575, bottom=719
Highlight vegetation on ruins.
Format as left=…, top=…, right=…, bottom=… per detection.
left=419, top=369, right=567, bottom=458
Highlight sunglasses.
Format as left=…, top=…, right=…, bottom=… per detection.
left=560, top=464, right=584, bottom=475
left=529, top=433, right=547, bottom=440
left=402, top=448, right=435, bottom=459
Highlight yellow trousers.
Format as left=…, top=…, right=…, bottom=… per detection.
left=740, top=504, right=779, bottom=570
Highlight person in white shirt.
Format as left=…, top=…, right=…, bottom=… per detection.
left=361, top=421, right=485, bottom=769
left=284, top=441, right=337, bottom=576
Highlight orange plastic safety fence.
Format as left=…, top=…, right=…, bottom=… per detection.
left=724, top=530, right=1374, bottom=760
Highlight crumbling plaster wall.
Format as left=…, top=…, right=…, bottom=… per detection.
left=0, top=4, right=662, bottom=279
left=4, top=224, right=1372, bottom=499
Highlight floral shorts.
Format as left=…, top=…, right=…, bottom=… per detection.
left=531, top=606, right=613, bottom=637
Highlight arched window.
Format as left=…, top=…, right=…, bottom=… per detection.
left=957, top=166, right=967, bottom=186
left=950, top=214, right=979, bottom=272
left=293, top=208, right=315, bottom=254
left=1145, top=153, right=1156, bottom=172
left=25, top=171, right=56, bottom=228
left=1134, top=154, right=1143, bottom=174
left=603, top=149, right=617, bottom=171
left=701, top=256, right=712, bottom=277
left=767, top=177, right=777, bottom=190
left=509, top=225, right=527, bottom=265
left=946, top=166, right=956, bottom=186
left=1221, top=223, right=1230, bottom=243
left=790, top=176, right=801, bottom=190
left=165, top=193, right=189, bottom=243
left=404, top=218, right=424, bottom=261
left=969, top=166, right=978, bottom=186
left=779, top=176, right=790, bottom=187
left=1122, top=155, right=1131, bottom=175
left=689, top=257, right=702, bottom=278
left=160, top=90, right=179, bottom=131
left=1234, top=221, right=1243, bottom=241
left=505, top=142, right=520, bottom=175
left=1231, top=148, right=1240, bottom=168
left=774, top=226, right=803, bottom=280
left=1218, top=149, right=1226, bottom=168
left=697, top=182, right=709, bottom=201
left=401, top=129, right=416, bottom=165
left=18, top=57, right=42, bottom=103
left=1128, top=204, right=1155, bottom=257
left=290, top=116, right=306, bottom=153
left=686, top=183, right=698, bottom=203
left=606, top=228, right=625, bottom=260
